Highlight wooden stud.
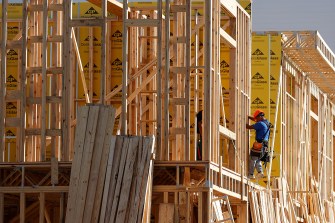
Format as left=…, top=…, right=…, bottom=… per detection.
left=20, top=192, right=25, bottom=223
left=121, top=0, right=129, bottom=135
left=40, top=0, right=48, bottom=161
left=62, top=0, right=72, bottom=161
left=0, top=0, right=8, bottom=161
left=0, top=193, right=3, bottom=223
left=101, top=0, right=107, bottom=103
left=39, top=192, right=45, bottom=223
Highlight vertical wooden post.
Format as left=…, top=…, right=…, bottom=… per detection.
left=204, top=0, right=213, bottom=161
left=121, top=0, right=129, bottom=135
left=62, top=0, right=72, bottom=160
left=193, top=9, right=200, bottom=161
left=201, top=191, right=210, bottom=222
left=20, top=192, right=25, bottom=223
left=0, top=193, right=4, bottom=223
left=156, top=0, right=163, bottom=160
left=40, top=0, right=48, bottom=161
left=229, top=46, right=236, bottom=170
left=0, top=0, right=8, bottom=162
left=163, top=0, right=170, bottom=161
left=89, top=27, right=94, bottom=101
left=239, top=201, right=249, bottom=223
left=198, top=192, right=203, bottom=223
left=39, top=192, right=45, bottom=223
left=60, top=193, right=65, bottom=223
left=100, top=0, right=107, bottom=103
left=185, top=0, right=191, bottom=161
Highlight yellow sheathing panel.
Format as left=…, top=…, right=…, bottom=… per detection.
left=238, top=0, right=251, bottom=15
left=0, top=3, right=23, bottom=19
left=5, top=22, right=20, bottom=162
left=251, top=34, right=282, bottom=183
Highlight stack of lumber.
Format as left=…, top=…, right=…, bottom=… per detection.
left=65, top=105, right=155, bottom=223
left=304, top=178, right=327, bottom=223
left=249, top=177, right=335, bottom=223
left=249, top=189, right=277, bottom=223
left=100, top=135, right=155, bottom=223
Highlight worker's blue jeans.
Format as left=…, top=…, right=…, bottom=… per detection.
left=249, top=154, right=263, bottom=176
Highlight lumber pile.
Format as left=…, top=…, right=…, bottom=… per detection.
left=249, top=189, right=277, bottom=223
left=65, top=105, right=155, bottom=223
left=249, top=177, right=335, bottom=223
left=100, top=135, right=155, bottom=223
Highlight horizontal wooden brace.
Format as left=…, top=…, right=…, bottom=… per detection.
left=70, top=19, right=104, bottom=27
left=26, top=129, right=62, bottom=136
left=26, top=67, right=63, bottom=74
left=5, top=118, right=21, bottom=127
left=28, top=35, right=63, bottom=43
left=169, top=127, right=186, bottom=135
left=27, top=96, right=62, bottom=104
left=124, top=19, right=159, bottom=27
left=6, top=90, right=21, bottom=101
left=0, top=186, right=68, bottom=193
left=170, top=5, right=187, bottom=13
left=6, top=40, right=22, bottom=49
left=170, top=66, right=187, bottom=74
left=170, top=36, right=187, bottom=44
left=49, top=4, right=63, bottom=11
left=138, top=36, right=158, bottom=39
left=153, top=185, right=211, bottom=193
left=170, top=98, right=188, bottom=105
left=28, top=4, right=63, bottom=12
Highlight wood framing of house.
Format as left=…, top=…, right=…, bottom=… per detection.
left=1, top=0, right=335, bottom=222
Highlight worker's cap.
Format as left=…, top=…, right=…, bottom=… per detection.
left=253, top=109, right=265, bottom=119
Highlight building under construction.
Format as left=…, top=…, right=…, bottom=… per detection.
left=1, top=0, right=335, bottom=222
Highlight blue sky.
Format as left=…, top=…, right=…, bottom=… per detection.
left=252, top=0, right=335, bottom=53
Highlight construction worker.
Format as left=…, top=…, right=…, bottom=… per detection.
left=246, top=109, right=271, bottom=179
left=196, top=110, right=203, bottom=160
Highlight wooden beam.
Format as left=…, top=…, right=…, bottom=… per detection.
left=20, top=193, right=25, bottom=223
left=220, top=28, right=236, bottom=49
left=219, top=125, right=236, bottom=140
left=0, top=186, right=69, bottom=193
left=219, top=0, right=237, bottom=17
left=39, top=192, right=45, bottom=223
left=71, top=29, right=90, bottom=103
left=88, top=0, right=126, bottom=17
left=0, top=193, right=3, bottom=223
